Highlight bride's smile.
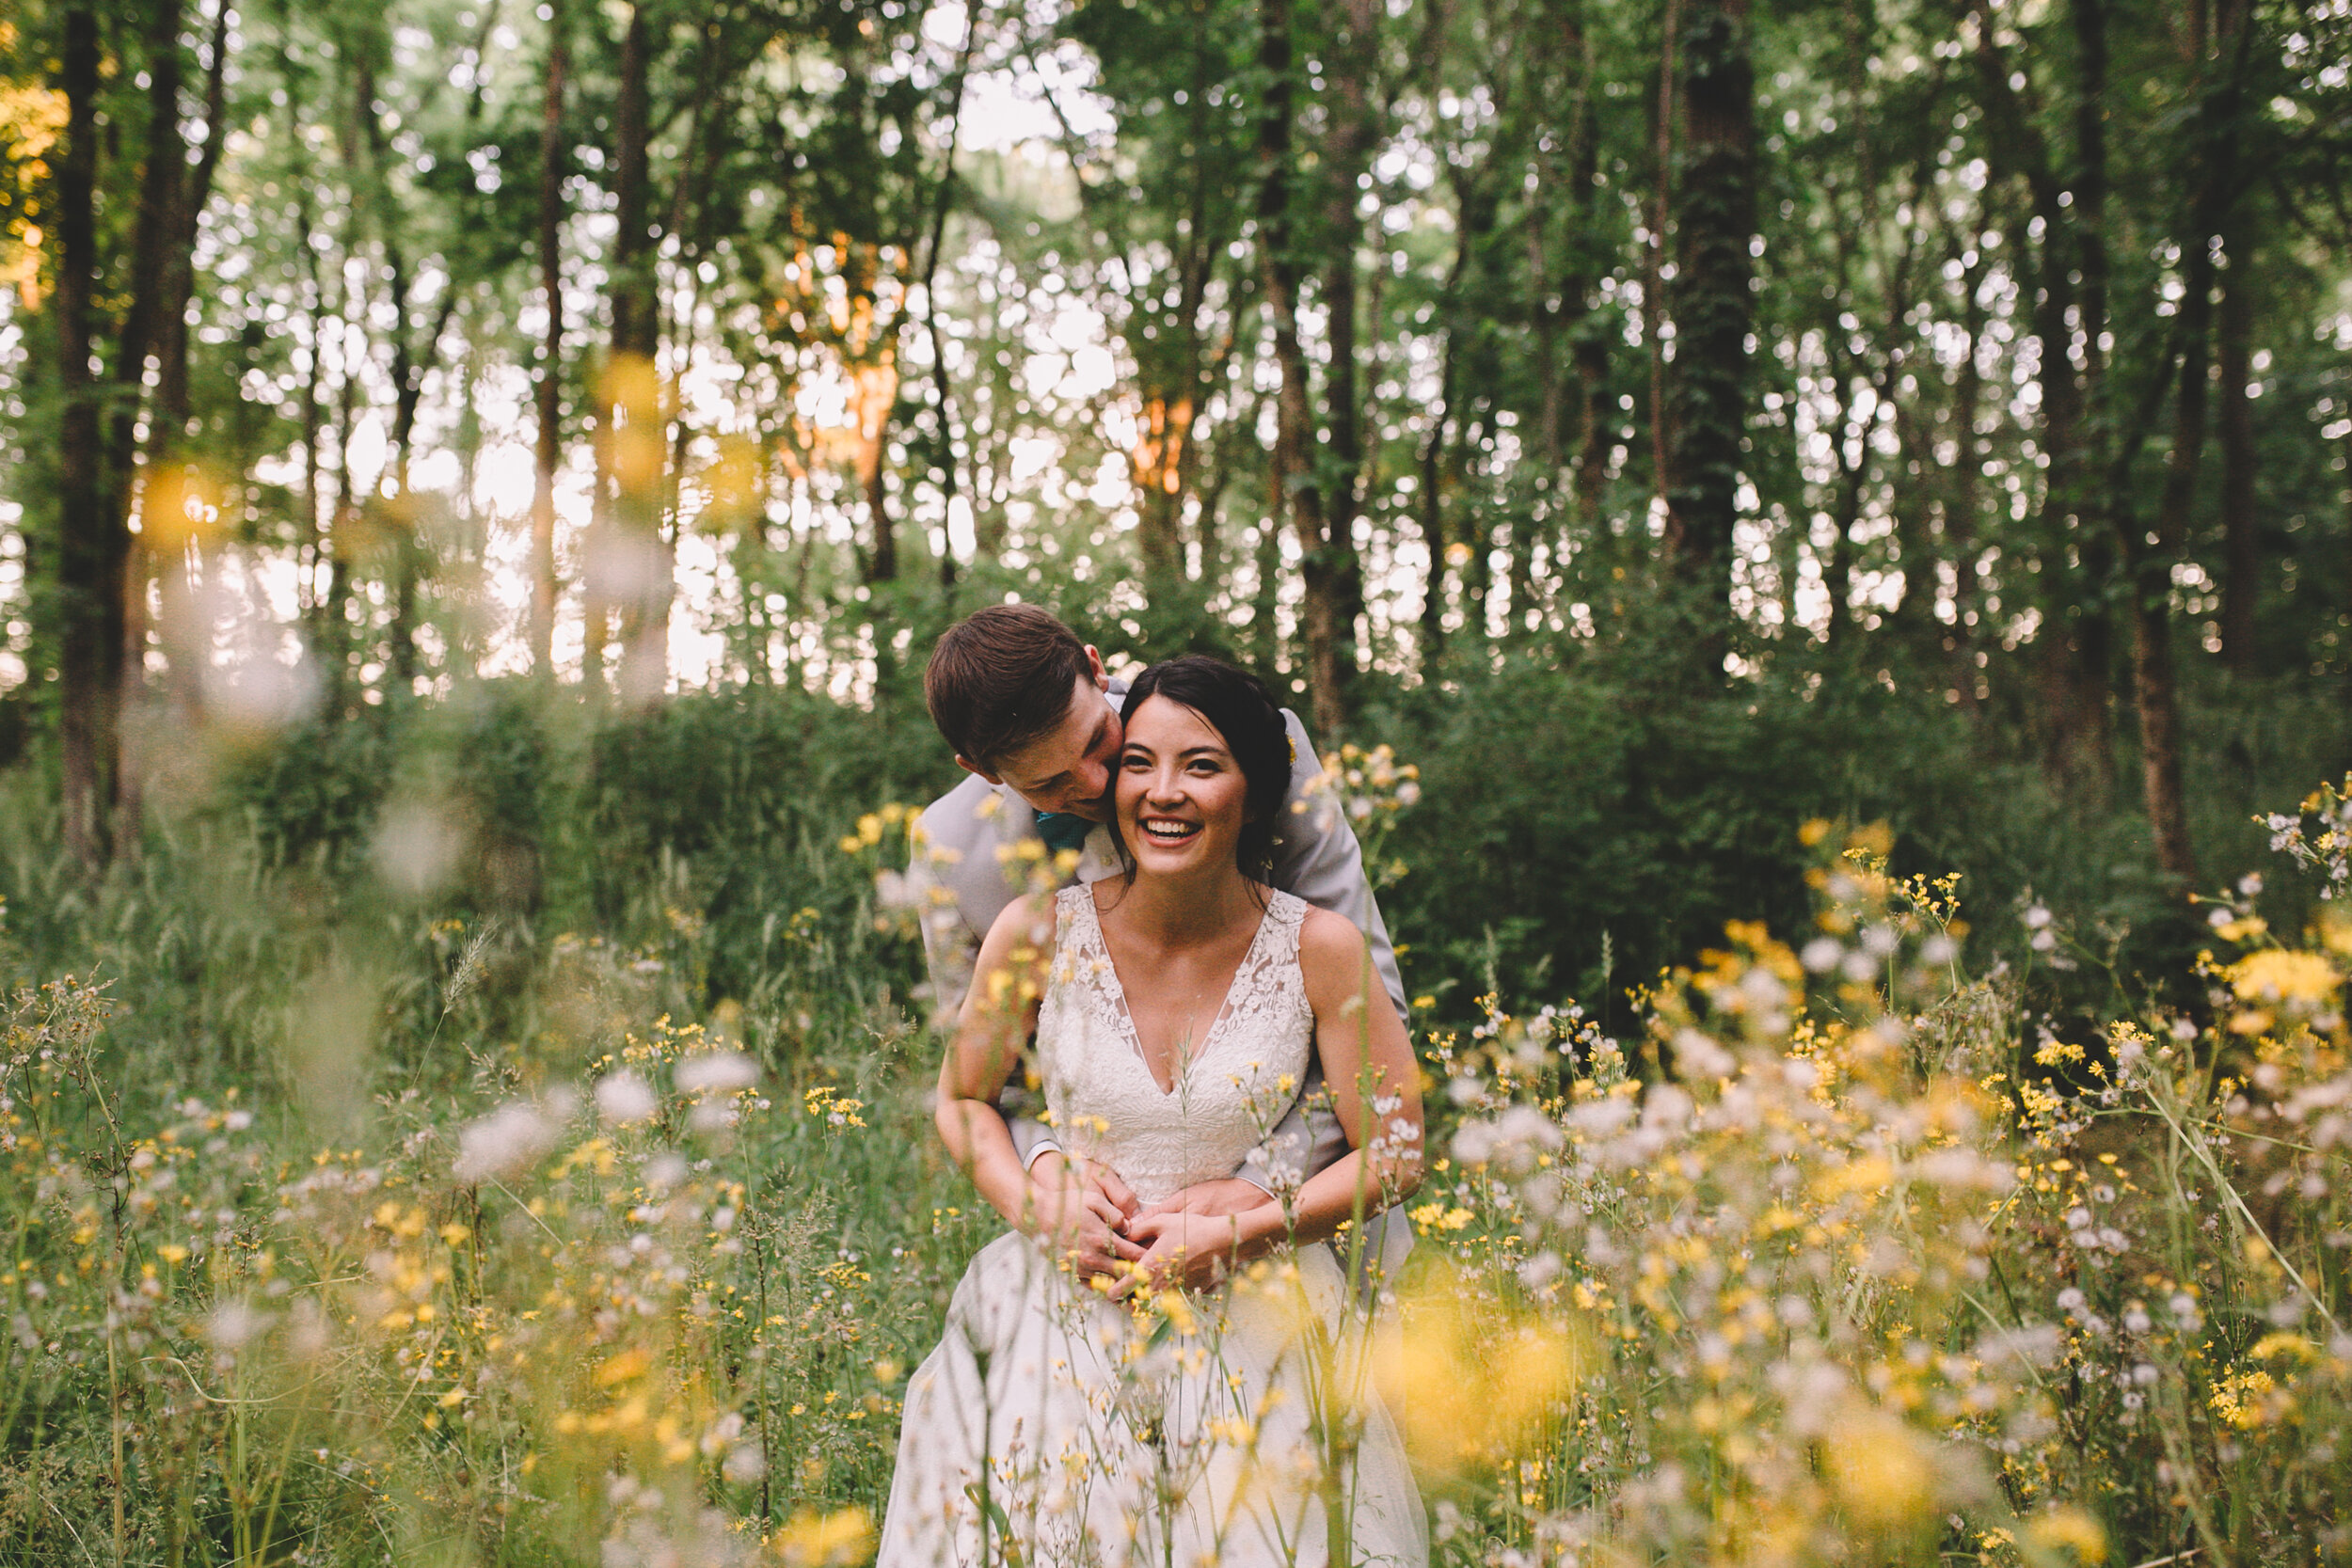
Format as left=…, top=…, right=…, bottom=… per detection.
left=1115, top=695, right=1251, bottom=873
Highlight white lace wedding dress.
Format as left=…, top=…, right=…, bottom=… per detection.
left=877, top=886, right=1426, bottom=1568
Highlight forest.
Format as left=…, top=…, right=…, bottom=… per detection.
left=0, top=0, right=2349, bottom=1562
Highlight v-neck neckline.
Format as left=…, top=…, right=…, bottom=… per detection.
left=1080, top=886, right=1275, bottom=1099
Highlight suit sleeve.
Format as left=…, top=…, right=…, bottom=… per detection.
left=906, top=818, right=982, bottom=1029
left=907, top=784, right=1060, bottom=1167
left=1268, top=710, right=1409, bottom=1022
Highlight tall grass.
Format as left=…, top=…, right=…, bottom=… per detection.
left=0, top=670, right=2345, bottom=1564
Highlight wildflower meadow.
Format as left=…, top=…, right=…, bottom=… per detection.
left=2, top=751, right=2346, bottom=1567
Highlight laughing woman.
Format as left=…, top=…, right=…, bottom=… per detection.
left=876, top=655, right=1428, bottom=1568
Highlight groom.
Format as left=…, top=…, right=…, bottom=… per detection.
left=906, top=604, right=1411, bottom=1268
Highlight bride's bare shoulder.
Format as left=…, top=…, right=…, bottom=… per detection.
left=978, top=889, right=1059, bottom=961
left=1295, top=904, right=1370, bottom=970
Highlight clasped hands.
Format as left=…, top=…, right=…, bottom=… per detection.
left=1025, top=1150, right=1263, bottom=1298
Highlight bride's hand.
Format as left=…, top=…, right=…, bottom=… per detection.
left=1113, top=1210, right=1248, bottom=1297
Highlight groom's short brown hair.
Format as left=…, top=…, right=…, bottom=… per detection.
left=925, top=605, right=1093, bottom=768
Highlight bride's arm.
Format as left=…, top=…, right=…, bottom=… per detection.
left=935, top=895, right=1138, bottom=1279
left=1120, top=909, right=1423, bottom=1291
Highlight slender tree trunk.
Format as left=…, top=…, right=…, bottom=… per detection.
left=1305, top=0, right=1380, bottom=730
left=609, top=1, right=670, bottom=704
left=532, top=1, right=570, bottom=680
left=108, top=0, right=187, bottom=523
left=297, top=183, right=326, bottom=628
left=1944, top=247, right=1989, bottom=703
left=56, top=6, right=119, bottom=868
left=2066, top=0, right=2118, bottom=798
left=921, top=8, right=977, bottom=596
left=107, top=0, right=197, bottom=854
left=1645, top=0, right=1679, bottom=526
left=1662, top=0, right=1752, bottom=631
left=1418, top=238, right=1466, bottom=668
left=2129, top=265, right=2210, bottom=887
left=1977, top=0, right=2110, bottom=800
left=1558, top=0, right=1612, bottom=536
left=1255, top=0, right=1311, bottom=684
left=2217, top=235, right=2258, bottom=673
left=153, top=1, right=232, bottom=721
left=862, top=372, right=900, bottom=585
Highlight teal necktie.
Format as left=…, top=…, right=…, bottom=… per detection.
left=1033, top=811, right=1092, bottom=855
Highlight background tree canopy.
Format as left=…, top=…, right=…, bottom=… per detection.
left=0, top=0, right=2348, bottom=1011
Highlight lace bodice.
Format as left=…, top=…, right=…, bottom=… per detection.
left=1035, top=885, right=1313, bottom=1207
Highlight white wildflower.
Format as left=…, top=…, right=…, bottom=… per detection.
left=675, top=1051, right=759, bottom=1095
left=454, top=1101, right=560, bottom=1181
left=596, top=1070, right=660, bottom=1126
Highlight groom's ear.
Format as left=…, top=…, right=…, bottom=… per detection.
left=1084, top=645, right=1109, bottom=689
left=955, top=754, right=1007, bottom=786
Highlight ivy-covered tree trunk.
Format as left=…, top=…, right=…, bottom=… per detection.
left=1662, top=0, right=1753, bottom=636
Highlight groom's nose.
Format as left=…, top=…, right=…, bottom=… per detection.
left=1070, top=759, right=1111, bottom=810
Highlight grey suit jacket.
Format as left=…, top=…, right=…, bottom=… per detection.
left=905, top=683, right=1409, bottom=1203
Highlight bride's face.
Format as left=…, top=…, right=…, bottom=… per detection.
left=1115, top=695, right=1252, bottom=877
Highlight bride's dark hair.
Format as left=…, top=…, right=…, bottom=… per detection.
left=1118, top=655, right=1292, bottom=880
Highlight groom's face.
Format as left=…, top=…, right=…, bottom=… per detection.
left=970, top=667, right=1123, bottom=821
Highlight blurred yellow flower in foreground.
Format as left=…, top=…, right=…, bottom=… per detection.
left=2021, top=1507, right=2108, bottom=1563
left=1374, top=1268, right=1595, bottom=1475
left=1823, top=1404, right=1934, bottom=1531
left=2225, top=949, right=2340, bottom=1009
left=768, top=1505, right=872, bottom=1565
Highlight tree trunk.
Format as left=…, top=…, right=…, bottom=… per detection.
left=1943, top=248, right=1989, bottom=704
left=863, top=420, right=898, bottom=585
left=921, top=8, right=977, bottom=596
left=1418, top=233, right=1467, bottom=668
left=2217, top=235, right=2258, bottom=674
left=532, top=1, right=570, bottom=680
left=2122, top=0, right=2248, bottom=888
left=56, top=5, right=119, bottom=868
left=1557, top=0, right=1612, bottom=536
left=108, top=0, right=195, bottom=853
left=1305, top=0, right=1380, bottom=730
left=1255, top=0, right=1311, bottom=689
left=1662, top=0, right=1753, bottom=628
left=2130, top=267, right=2210, bottom=887
left=2065, top=0, right=2118, bottom=799
left=1975, top=0, right=2111, bottom=800
left=609, top=2, right=670, bottom=704
left=152, top=2, right=232, bottom=721
left=1644, top=0, right=1679, bottom=530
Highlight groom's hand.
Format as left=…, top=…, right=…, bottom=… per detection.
left=1133, top=1178, right=1263, bottom=1224
left=1072, top=1154, right=1140, bottom=1227
left=1027, top=1152, right=1141, bottom=1280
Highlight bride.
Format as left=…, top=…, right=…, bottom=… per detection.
left=877, top=655, right=1428, bottom=1568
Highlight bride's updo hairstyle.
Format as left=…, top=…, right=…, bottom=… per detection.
left=1119, top=655, right=1292, bottom=880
